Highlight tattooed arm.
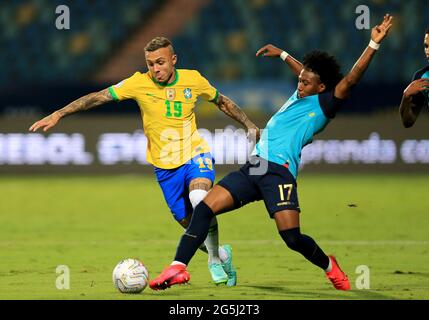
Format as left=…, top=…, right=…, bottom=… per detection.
left=215, top=93, right=260, bottom=141
left=29, top=88, right=114, bottom=132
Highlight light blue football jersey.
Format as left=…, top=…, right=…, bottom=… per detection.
left=253, top=90, right=342, bottom=178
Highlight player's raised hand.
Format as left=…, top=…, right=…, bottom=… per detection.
left=256, top=44, right=283, bottom=57
left=29, top=112, right=61, bottom=132
left=404, top=78, right=429, bottom=97
left=371, top=14, right=394, bottom=44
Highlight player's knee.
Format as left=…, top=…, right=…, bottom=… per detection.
left=172, top=207, right=188, bottom=225
left=279, top=228, right=303, bottom=251
left=189, top=189, right=208, bottom=209
left=178, top=215, right=191, bottom=228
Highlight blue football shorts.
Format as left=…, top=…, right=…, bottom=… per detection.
left=154, top=153, right=215, bottom=222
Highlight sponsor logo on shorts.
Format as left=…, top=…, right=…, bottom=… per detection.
left=277, top=201, right=293, bottom=206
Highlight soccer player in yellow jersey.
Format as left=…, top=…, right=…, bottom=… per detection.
left=29, top=37, right=259, bottom=286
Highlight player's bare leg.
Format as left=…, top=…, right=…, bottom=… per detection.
left=203, top=185, right=236, bottom=213
left=274, top=210, right=350, bottom=290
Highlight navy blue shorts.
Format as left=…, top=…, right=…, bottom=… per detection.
left=217, top=157, right=300, bottom=218
left=154, top=153, right=215, bottom=222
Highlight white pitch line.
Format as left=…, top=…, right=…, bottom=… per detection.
left=137, top=239, right=429, bottom=246
left=319, top=240, right=429, bottom=246
left=0, top=240, right=428, bottom=246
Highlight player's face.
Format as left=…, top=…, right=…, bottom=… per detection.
left=297, top=69, right=326, bottom=98
left=424, top=33, right=429, bottom=61
left=145, top=47, right=177, bottom=84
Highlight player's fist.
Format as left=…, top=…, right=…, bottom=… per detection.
left=403, top=78, right=429, bottom=98
left=29, top=112, right=61, bottom=132
left=256, top=44, right=283, bottom=57
left=371, top=14, right=393, bottom=44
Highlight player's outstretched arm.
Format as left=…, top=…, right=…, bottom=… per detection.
left=398, top=78, right=429, bottom=128
left=334, top=14, right=393, bottom=99
left=256, top=44, right=303, bottom=76
left=29, top=88, right=114, bottom=132
left=215, top=93, right=260, bottom=141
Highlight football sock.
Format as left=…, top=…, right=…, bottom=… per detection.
left=279, top=227, right=330, bottom=270
left=218, top=246, right=228, bottom=262
left=204, top=218, right=222, bottom=264
left=174, top=201, right=215, bottom=265
left=189, top=189, right=221, bottom=263
left=198, top=243, right=208, bottom=254
left=325, top=256, right=333, bottom=272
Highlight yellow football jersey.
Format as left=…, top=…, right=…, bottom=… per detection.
left=109, top=69, right=218, bottom=169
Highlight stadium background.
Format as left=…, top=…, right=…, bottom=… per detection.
left=1, top=0, right=428, bottom=174
left=0, top=0, right=429, bottom=300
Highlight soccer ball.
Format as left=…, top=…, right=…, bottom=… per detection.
left=112, top=258, right=149, bottom=293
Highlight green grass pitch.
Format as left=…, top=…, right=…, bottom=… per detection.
left=0, top=173, right=428, bottom=300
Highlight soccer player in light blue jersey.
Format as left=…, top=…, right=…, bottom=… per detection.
left=150, top=14, right=393, bottom=291
left=399, top=28, right=429, bottom=128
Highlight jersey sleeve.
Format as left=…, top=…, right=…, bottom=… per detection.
left=108, top=72, right=140, bottom=101
left=197, top=72, right=218, bottom=102
left=318, top=90, right=346, bottom=119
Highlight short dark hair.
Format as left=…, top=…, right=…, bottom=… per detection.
left=302, top=50, right=343, bottom=92
left=144, top=36, right=174, bottom=53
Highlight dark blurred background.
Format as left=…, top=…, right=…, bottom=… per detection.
left=1, top=0, right=428, bottom=173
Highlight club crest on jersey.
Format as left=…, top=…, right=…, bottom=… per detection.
left=166, top=88, right=176, bottom=100
left=183, top=88, right=192, bottom=100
